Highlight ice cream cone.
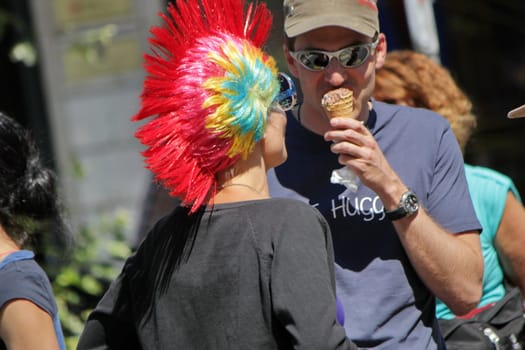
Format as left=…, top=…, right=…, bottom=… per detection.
left=322, top=88, right=360, bottom=192
left=322, top=88, right=354, bottom=119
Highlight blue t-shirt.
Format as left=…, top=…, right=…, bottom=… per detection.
left=271, top=100, right=481, bottom=349
left=0, top=250, right=66, bottom=350
left=436, top=164, right=523, bottom=319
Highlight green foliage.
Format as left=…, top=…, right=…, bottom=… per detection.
left=0, top=9, right=37, bottom=66
left=51, top=210, right=131, bottom=349
left=70, top=24, right=118, bottom=64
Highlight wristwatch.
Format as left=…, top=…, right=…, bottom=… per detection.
left=385, top=190, right=419, bottom=221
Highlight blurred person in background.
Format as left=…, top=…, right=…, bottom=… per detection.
left=375, top=49, right=525, bottom=348
left=0, top=111, right=69, bottom=350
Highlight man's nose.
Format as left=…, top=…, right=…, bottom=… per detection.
left=324, top=58, right=347, bottom=86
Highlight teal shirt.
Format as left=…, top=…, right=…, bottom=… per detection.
left=436, top=164, right=523, bottom=319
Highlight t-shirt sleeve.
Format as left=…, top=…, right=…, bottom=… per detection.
left=466, top=165, right=523, bottom=241
left=425, top=126, right=482, bottom=234
left=77, top=273, right=141, bottom=350
left=270, top=204, right=357, bottom=350
left=0, top=262, right=56, bottom=317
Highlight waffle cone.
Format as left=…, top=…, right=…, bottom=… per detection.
left=321, top=88, right=354, bottom=119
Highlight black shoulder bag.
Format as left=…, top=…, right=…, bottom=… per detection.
left=439, top=287, right=525, bottom=350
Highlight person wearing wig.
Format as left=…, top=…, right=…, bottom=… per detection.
left=77, top=0, right=356, bottom=349
left=0, top=112, right=68, bottom=350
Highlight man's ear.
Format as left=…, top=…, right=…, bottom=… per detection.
left=375, top=33, right=387, bottom=69
left=283, top=44, right=299, bottom=78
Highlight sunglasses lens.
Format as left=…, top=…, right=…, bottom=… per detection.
left=339, top=46, right=369, bottom=68
left=274, top=72, right=297, bottom=111
left=279, top=96, right=295, bottom=110
left=299, top=52, right=330, bottom=71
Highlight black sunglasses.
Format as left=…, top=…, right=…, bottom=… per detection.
left=290, top=38, right=379, bottom=71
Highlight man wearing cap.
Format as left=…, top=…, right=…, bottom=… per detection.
left=269, top=0, right=484, bottom=348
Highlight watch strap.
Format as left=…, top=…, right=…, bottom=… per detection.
left=385, top=206, right=408, bottom=221
left=385, top=190, right=419, bottom=221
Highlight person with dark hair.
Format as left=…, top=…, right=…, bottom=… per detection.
left=375, top=49, right=525, bottom=348
left=77, top=0, right=356, bottom=349
left=0, top=112, right=68, bottom=350
left=269, top=0, right=484, bottom=348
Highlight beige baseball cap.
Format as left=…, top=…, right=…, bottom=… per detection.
left=283, top=0, right=380, bottom=38
left=507, top=104, right=525, bottom=119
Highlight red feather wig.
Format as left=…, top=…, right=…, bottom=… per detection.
left=133, top=0, right=279, bottom=213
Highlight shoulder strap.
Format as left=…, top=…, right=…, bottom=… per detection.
left=474, top=287, right=523, bottom=323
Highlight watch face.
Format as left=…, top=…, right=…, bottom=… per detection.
left=404, top=193, right=419, bottom=214
left=385, top=190, right=420, bottom=220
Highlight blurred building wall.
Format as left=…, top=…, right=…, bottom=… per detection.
left=28, top=0, right=163, bottom=239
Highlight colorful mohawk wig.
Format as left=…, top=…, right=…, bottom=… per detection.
left=133, top=0, right=279, bottom=212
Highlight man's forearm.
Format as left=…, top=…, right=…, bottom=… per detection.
left=392, top=208, right=483, bottom=316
